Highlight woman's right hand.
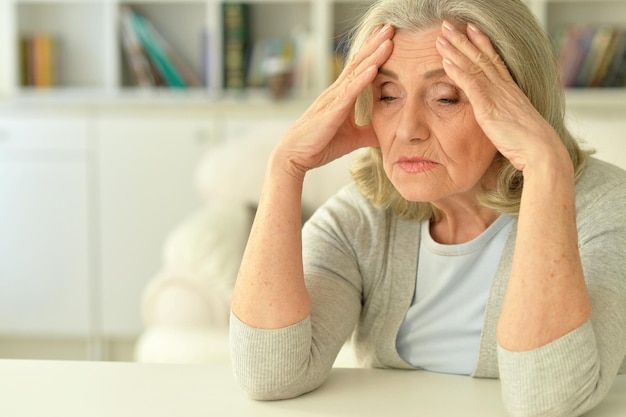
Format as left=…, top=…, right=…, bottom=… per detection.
left=231, top=24, right=393, bottom=331
left=272, top=24, right=395, bottom=182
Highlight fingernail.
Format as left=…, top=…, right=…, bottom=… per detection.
left=467, top=22, right=479, bottom=33
left=442, top=20, right=454, bottom=32
left=380, top=24, right=391, bottom=34
left=437, top=36, right=449, bottom=46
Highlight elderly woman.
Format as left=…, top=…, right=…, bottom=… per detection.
left=229, top=0, right=626, bottom=415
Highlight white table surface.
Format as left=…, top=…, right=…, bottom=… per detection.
left=0, top=359, right=624, bottom=417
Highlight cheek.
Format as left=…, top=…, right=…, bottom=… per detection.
left=443, top=116, right=491, bottom=154
left=450, top=135, right=498, bottom=177
left=371, top=113, right=390, bottom=150
left=370, top=116, right=394, bottom=176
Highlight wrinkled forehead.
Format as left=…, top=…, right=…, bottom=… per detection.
left=381, top=27, right=444, bottom=74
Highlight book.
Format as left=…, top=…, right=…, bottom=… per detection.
left=200, top=29, right=210, bottom=88
left=555, top=25, right=589, bottom=87
left=569, top=26, right=597, bottom=87
left=246, top=38, right=294, bottom=87
left=576, top=25, right=615, bottom=87
left=36, top=35, right=52, bottom=87
left=19, top=36, right=29, bottom=86
left=126, top=7, right=187, bottom=88
left=19, top=33, right=57, bottom=88
left=222, top=3, right=250, bottom=90
left=588, top=27, right=620, bottom=87
left=601, top=29, right=626, bottom=87
left=140, top=15, right=201, bottom=87
left=119, top=6, right=156, bottom=87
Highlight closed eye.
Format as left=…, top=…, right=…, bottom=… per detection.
left=378, top=96, right=397, bottom=103
left=438, top=97, right=459, bottom=104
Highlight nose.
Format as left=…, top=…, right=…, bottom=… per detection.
left=395, top=98, right=430, bottom=143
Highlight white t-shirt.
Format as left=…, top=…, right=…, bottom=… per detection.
left=396, top=215, right=513, bottom=375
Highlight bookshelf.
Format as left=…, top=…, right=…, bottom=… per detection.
left=0, top=0, right=375, bottom=101
left=0, top=0, right=623, bottom=106
left=526, top=0, right=626, bottom=110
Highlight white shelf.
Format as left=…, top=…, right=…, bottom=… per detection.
left=0, top=0, right=376, bottom=102
left=1, top=0, right=624, bottom=108
left=565, top=88, right=626, bottom=113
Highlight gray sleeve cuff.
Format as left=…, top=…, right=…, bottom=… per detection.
left=497, top=320, right=599, bottom=416
left=229, top=312, right=324, bottom=400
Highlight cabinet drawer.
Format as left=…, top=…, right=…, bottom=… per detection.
left=0, top=115, right=88, bottom=153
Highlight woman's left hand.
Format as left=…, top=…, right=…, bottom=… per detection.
left=435, top=21, right=567, bottom=173
left=437, top=21, right=592, bottom=358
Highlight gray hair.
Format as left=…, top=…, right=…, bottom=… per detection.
left=349, top=0, right=589, bottom=220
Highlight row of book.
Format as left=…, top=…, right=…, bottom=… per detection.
left=555, top=24, right=626, bottom=88
left=120, top=3, right=314, bottom=97
left=19, top=34, right=58, bottom=88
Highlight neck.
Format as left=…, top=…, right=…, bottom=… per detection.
left=430, top=200, right=499, bottom=245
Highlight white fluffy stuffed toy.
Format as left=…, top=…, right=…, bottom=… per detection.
left=135, top=124, right=355, bottom=364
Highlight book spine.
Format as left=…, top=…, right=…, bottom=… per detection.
left=119, top=6, right=156, bottom=88
left=201, top=29, right=210, bottom=88
left=40, top=35, right=53, bottom=88
left=30, top=35, right=40, bottom=87
left=589, top=27, right=619, bottom=87
left=602, top=29, right=626, bottom=87
left=556, top=25, right=585, bottom=87
left=19, top=36, right=29, bottom=86
left=222, top=3, right=250, bottom=90
left=570, top=26, right=597, bottom=87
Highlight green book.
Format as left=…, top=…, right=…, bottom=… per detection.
left=129, top=8, right=186, bottom=88
left=222, top=3, right=250, bottom=90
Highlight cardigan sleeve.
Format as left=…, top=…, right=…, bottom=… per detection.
left=229, top=186, right=371, bottom=400
left=497, top=159, right=626, bottom=417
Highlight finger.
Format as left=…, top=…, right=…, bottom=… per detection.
left=315, top=32, right=393, bottom=116
left=334, top=24, right=395, bottom=94
left=465, top=22, right=513, bottom=82
left=436, top=33, right=488, bottom=101
left=438, top=20, right=508, bottom=84
left=341, top=24, right=395, bottom=76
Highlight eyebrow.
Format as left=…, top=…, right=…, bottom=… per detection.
left=377, top=67, right=447, bottom=80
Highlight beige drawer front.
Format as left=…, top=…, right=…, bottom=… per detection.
left=0, top=113, right=88, bottom=153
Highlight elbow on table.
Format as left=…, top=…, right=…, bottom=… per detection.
left=504, top=402, right=593, bottom=417
left=502, top=380, right=607, bottom=417
left=233, top=372, right=323, bottom=401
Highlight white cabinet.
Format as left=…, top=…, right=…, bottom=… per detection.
left=95, top=110, right=214, bottom=336
left=0, top=110, right=91, bottom=336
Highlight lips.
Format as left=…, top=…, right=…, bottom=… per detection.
left=396, top=157, right=438, bottom=173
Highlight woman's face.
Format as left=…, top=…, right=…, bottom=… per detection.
left=371, top=25, right=499, bottom=205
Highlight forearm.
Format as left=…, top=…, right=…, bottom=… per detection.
left=231, top=150, right=312, bottom=329
left=497, top=151, right=592, bottom=351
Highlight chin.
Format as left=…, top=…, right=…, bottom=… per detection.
left=395, top=187, right=441, bottom=203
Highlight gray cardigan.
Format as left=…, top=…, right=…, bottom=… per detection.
left=230, top=157, right=626, bottom=416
